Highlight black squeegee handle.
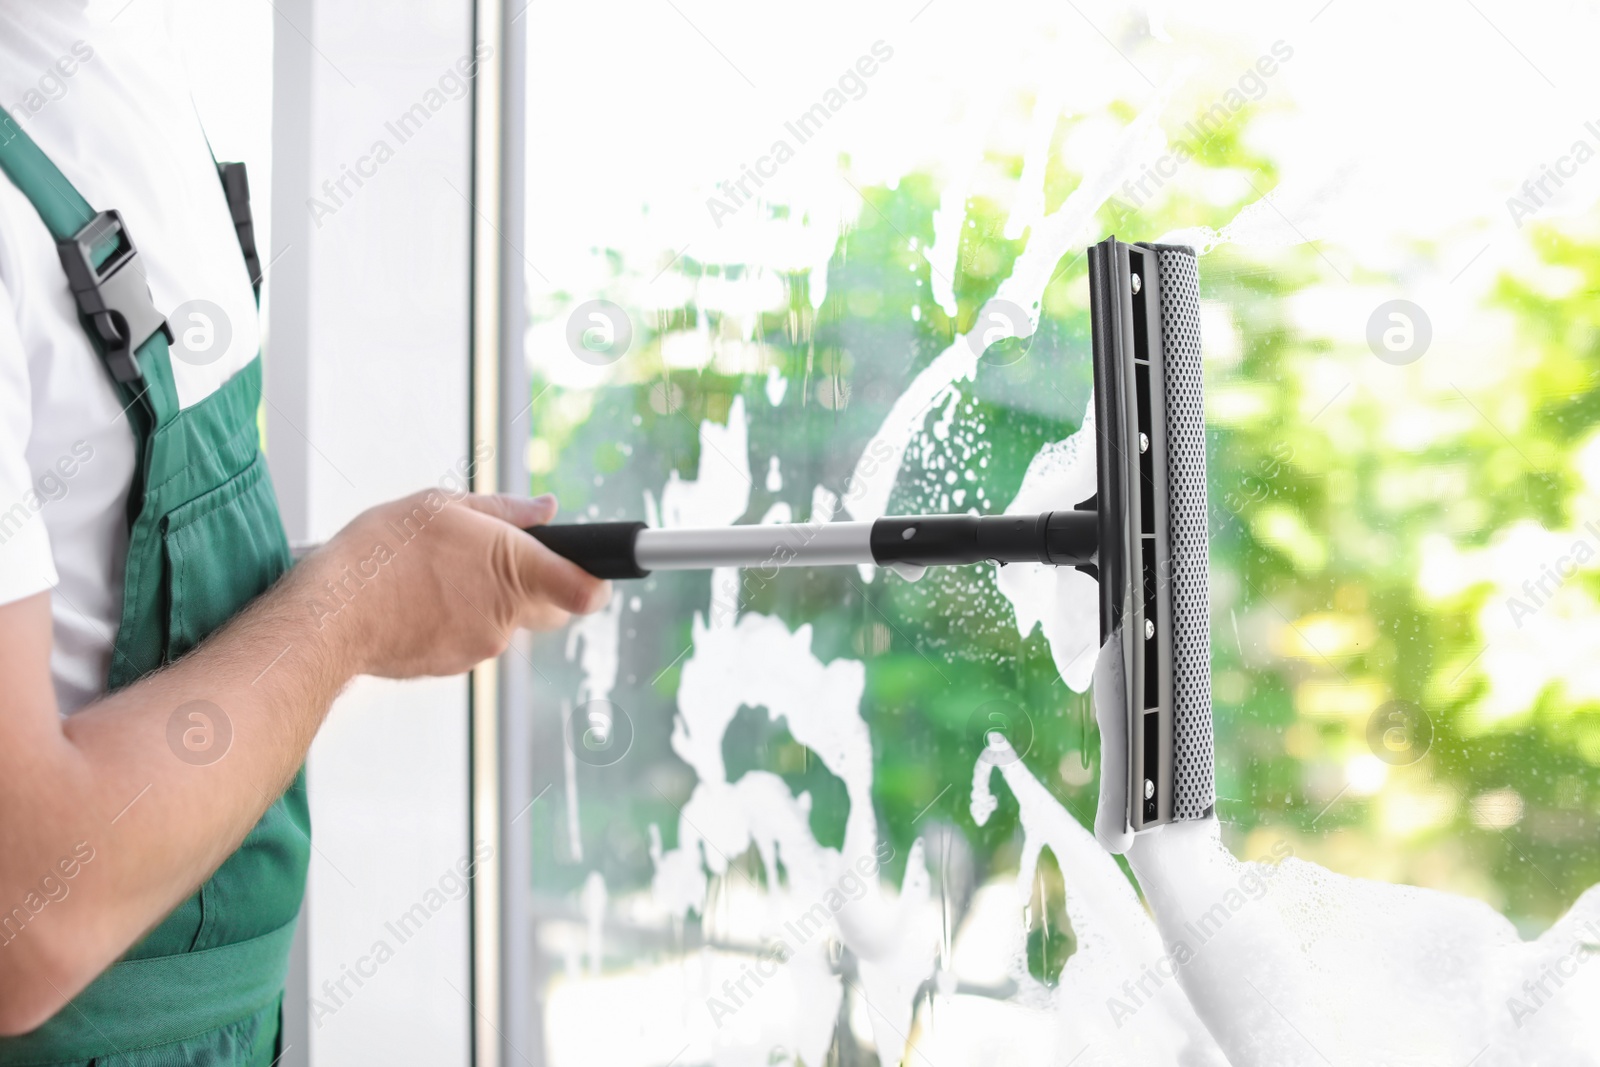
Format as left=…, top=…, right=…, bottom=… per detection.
left=526, top=521, right=652, bottom=580
left=525, top=511, right=1098, bottom=580
left=870, top=511, right=1097, bottom=567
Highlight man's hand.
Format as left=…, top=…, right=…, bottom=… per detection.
left=299, top=491, right=611, bottom=678
left=0, top=489, right=608, bottom=1035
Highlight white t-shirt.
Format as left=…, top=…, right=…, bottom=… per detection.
left=0, top=0, right=260, bottom=714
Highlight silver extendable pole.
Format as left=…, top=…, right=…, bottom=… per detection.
left=634, top=522, right=874, bottom=570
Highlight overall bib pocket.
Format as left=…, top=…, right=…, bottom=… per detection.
left=147, top=450, right=307, bottom=959
left=162, top=451, right=293, bottom=662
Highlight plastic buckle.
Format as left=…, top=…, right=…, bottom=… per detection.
left=55, top=210, right=172, bottom=384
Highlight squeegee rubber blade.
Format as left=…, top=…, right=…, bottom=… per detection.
left=1150, top=244, right=1215, bottom=822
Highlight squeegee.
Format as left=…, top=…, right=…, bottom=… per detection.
left=530, top=238, right=1214, bottom=835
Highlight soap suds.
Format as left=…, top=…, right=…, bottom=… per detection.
left=566, top=592, right=624, bottom=705
left=562, top=564, right=627, bottom=862
left=966, top=740, right=1600, bottom=1066
left=842, top=85, right=1175, bottom=525
left=650, top=612, right=938, bottom=1067
left=765, top=366, right=788, bottom=406
left=1128, top=819, right=1600, bottom=1065
left=560, top=701, right=583, bottom=864
left=969, top=741, right=1227, bottom=1065
left=994, top=397, right=1101, bottom=691
left=638, top=402, right=939, bottom=1066
left=659, top=395, right=752, bottom=529
left=580, top=870, right=607, bottom=977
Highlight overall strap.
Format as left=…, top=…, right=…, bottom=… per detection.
left=0, top=114, right=180, bottom=428
left=190, top=94, right=264, bottom=304
left=217, top=161, right=263, bottom=302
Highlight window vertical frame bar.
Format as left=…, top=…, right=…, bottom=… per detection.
left=467, top=0, right=510, bottom=1061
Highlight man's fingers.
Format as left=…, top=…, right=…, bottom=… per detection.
left=459, top=492, right=611, bottom=623
left=520, top=602, right=575, bottom=633
left=514, top=535, right=613, bottom=618
left=460, top=492, right=559, bottom=528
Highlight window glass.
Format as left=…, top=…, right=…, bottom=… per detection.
left=523, top=4, right=1600, bottom=1063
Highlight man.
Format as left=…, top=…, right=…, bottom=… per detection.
left=0, top=3, right=610, bottom=1061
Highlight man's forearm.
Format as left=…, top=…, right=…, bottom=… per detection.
left=0, top=556, right=356, bottom=1027
left=0, top=490, right=605, bottom=1035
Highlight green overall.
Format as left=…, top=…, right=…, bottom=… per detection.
left=0, top=122, right=308, bottom=1063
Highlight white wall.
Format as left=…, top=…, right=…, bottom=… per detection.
left=267, top=1, right=476, bottom=1063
